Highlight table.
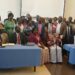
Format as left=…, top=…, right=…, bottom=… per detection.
left=0, top=44, right=41, bottom=71
left=63, top=44, right=75, bottom=64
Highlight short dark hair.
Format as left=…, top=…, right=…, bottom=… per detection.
left=8, top=12, right=14, bottom=17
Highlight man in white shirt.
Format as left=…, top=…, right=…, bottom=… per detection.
left=56, top=16, right=62, bottom=34
left=48, top=18, right=52, bottom=33
left=56, top=23, right=61, bottom=34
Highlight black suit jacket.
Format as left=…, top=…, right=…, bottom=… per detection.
left=64, top=26, right=74, bottom=44
left=12, top=32, right=26, bottom=45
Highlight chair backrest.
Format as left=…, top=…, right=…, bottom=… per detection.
left=1, top=33, right=8, bottom=44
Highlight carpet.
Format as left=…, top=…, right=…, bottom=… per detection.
left=0, top=65, right=51, bottom=75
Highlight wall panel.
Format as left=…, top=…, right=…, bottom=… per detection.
left=22, top=0, right=64, bottom=17
left=0, top=0, right=20, bottom=21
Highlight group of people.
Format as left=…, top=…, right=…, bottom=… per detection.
left=0, top=12, right=75, bottom=64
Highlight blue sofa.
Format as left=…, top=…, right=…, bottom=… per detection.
left=63, top=44, right=75, bottom=64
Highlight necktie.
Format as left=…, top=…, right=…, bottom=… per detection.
left=17, top=33, right=21, bottom=44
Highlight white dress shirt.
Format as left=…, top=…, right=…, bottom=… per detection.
left=56, top=23, right=61, bottom=34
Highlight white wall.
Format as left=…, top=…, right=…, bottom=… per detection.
left=64, top=0, right=75, bottom=20
left=0, top=0, right=20, bottom=21
left=0, top=0, right=65, bottom=21
left=22, top=0, right=64, bottom=17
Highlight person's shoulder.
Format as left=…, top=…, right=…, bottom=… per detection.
left=11, top=32, right=16, bottom=36
left=13, top=19, right=16, bottom=24
left=4, top=19, right=9, bottom=25
left=61, top=22, right=67, bottom=27
left=20, top=32, right=25, bottom=36
left=4, top=19, right=8, bottom=22
left=35, top=22, right=38, bottom=25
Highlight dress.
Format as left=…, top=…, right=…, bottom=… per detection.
left=50, top=45, right=62, bottom=63
left=47, top=34, right=62, bottom=63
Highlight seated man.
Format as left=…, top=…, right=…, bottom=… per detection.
left=8, top=26, right=27, bottom=45
left=12, top=26, right=27, bottom=45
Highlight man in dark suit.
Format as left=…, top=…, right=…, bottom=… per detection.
left=64, top=21, right=74, bottom=55
left=9, top=26, right=27, bottom=45
left=64, top=21, right=74, bottom=44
